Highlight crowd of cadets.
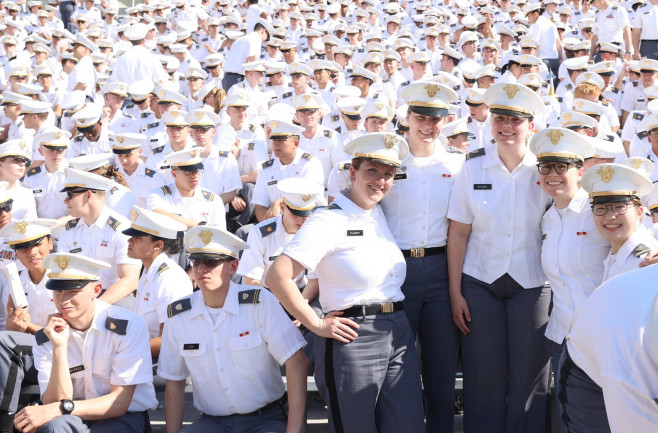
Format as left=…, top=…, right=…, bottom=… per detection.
left=0, top=0, right=655, bottom=431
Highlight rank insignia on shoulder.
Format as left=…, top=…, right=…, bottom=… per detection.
left=467, top=117, right=473, bottom=123
left=239, top=289, right=261, bottom=304
left=265, top=82, right=272, bottom=87
left=218, top=150, right=228, bottom=157
left=611, top=87, right=619, bottom=94
left=328, top=203, right=341, bottom=210
left=141, top=112, right=150, bottom=118
left=335, top=127, right=342, bottom=133
left=157, top=263, right=170, bottom=274
left=152, top=146, right=164, bottom=154
left=202, top=190, right=215, bottom=201
left=162, top=185, right=172, bottom=195
left=604, top=135, right=615, bottom=142
left=110, top=186, right=119, bottom=194
left=632, top=243, right=651, bottom=257
left=633, top=81, right=639, bottom=87
left=107, top=216, right=120, bottom=230
left=301, top=152, right=313, bottom=160
left=633, top=112, right=644, bottom=120
left=323, top=130, right=333, bottom=138
left=75, top=135, right=84, bottom=142
left=565, top=84, right=572, bottom=91
left=339, top=162, right=351, bottom=170
left=247, top=142, right=255, bottom=150
left=249, top=124, right=256, bottom=132
left=466, top=147, right=486, bottom=160
left=145, top=168, right=156, bottom=177
left=167, top=298, right=192, bottom=318
left=282, top=92, right=292, bottom=98
left=65, top=218, right=80, bottom=230
left=35, top=329, right=49, bottom=345
left=401, top=80, right=410, bottom=86
left=638, top=131, right=648, bottom=139
left=27, top=166, right=41, bottom=176
left=105, top=316, right=128, bottom=335
left=259, top=221, right=276, bottom=237
left=331, top=115, right=339, bottom=122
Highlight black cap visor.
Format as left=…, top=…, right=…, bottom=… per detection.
left=408, top=105, right=448, bottom=118
left=46, top=279, right=96, bottom=291
left=489, top=107, right=533, bottom=119
left=10, top=234, right=49, bottom=251
left=286, top=204, right=317, bottom=217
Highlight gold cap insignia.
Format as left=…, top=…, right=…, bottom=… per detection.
left=15, top=221, right=28, bottom=234
left=110, top=322, right=117, bottom=330
left=597, top=165, right=615, bottom=183
left=576, top=100, right=584, bottom=109
left=159, top=90, right=166, bottom=98
left=563, top=113, right=572, bottom=122
left=198, top=229, right=213, bottom=245
left=195, top=111, right=205, bottom=120
left=631, top=159, right=643, bottom=170
left=503, top=84, right=520, bottom=99
left=18, top=140, right=26, bottom=150
left=54, top=131, right=63, bottom=139
left=270, top=120, right=278, bottom=130
left=301, top=194, right=311, bottom=202
left=546, top=130, right=563, bottom=145
left=171, top=111, right=179, bottom=119
left=376, top=103, right=384, bottom=110
left=303, top=95, right=312, bottom=102
left=354, top=105, right=361, bottom=111
left=130, top=209, right=138, bottom=222
left=119, top=84, right=126, bottom=91
left=383, top=134, right=397, bottom=149
left=584, top=73, right=591, bottom=80
left=54, top=255, right=70, bottom=271
left=189, top=148, right=199, bottom=158
left=424, top=83, right=440, bottom=98
left=117, top=136, right=125, bottom=144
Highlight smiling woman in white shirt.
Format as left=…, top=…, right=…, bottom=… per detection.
left=266, top=133, right=425, bottom=433
left=447, top=82, right=552, bottom=433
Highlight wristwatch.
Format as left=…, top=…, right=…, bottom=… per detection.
left=59, top=399, right=74, bottom=415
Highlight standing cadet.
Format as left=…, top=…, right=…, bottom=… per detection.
left=448, top=83, right=552, bottom=433
left=267, top=133, right=425, bottom=433
left=57, top=168, right=141, bottom=307
left=12, top=253, right=157, bottom=432
left=632, top=0, right=658, bottom=60
left=158, top=226, right=308, bottom=433
left=381, top=82, right=463, bottom=433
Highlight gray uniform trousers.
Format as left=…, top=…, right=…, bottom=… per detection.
left=460, top=273, right=551, bottom=433
left=179, top=404, right=286, bottom=433
left=557, top=349, right=611, bottom=433
left=0, top=331, right=37, bottom=413
left=640, top=41, right=658, bottom=61
left=551, top=340, right=567, bottom=433
left=313, top=310, right=425, bottom=433
left=401, top=252, right=459, bottom=433
left=36, top=412, right=150, bottom=433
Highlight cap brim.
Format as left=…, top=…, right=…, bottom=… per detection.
left=46, top=279, right=95, bottom=290
left=286, top=205, right=317, bottom=217
left=590, top=195, right=638, bottom=204
left=408, top=105, right=448, bottom=118
left=174, top=162, right=204, bottom=171
left=10, top=234, right=49, bottom=251
left=489, top=107, right=534, bottom=118
left=112, top=147, right=138, bottom=154
left=122, top=227, right=151, bottom=237
left=188, top=252, right=235, bottom=260
left=76, top=123, right=99, bottom=133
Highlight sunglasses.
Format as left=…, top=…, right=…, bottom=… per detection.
left=65, top=189, right=89, bottom=200
left=191, top=258, right=232, bottom=267
left=0, top=202, right=12, bottom=213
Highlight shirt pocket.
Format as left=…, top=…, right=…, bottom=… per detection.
left=179, top=342, right=210, bottom=382
left=91, top=357, right=113, bottom=395
left=228, top=331, right=268, bottom=376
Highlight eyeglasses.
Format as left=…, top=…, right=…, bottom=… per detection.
left=191, top=258, right=232, bottom=267
left=0, top=202, right=12, bottom=213
left=173, top=168, right=204, bottom=175
left=582, top=28, right=592, bottom=34
left=591, top=202, right=636, bottom=216
left=65, top=190, right=89, bottom=200
left=537, top=162, right=578, bottom=175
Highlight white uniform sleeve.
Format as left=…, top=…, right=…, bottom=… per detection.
left=157, top=315, right=190, bottom=381
left=236, top=226, right=266, bottom=281
left=111, top=313, right=154, bottom=386
left=256, top=289, right=306, bottom=365
left=146, top=188, right=167, bottom=211
left=251, top=167, right=271, bottom=207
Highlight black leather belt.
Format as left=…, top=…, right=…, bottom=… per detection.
left=340, top=301, right=404, bottom=317
left=236, top=396, right=285, bottom=417
left=401, top=246, right=446, bottom=258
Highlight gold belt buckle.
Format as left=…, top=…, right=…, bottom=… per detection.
left=381, top=302, right=394, bottom=313
left=410, top=247, right=425, bottom=258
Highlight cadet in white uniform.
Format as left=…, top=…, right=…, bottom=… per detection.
left=267, top=133, right=425, bottom=433
left=56, top=168, right=141, bottom=307
left=381, top=81, right=464, bottom=433
left=123, top=206, right=192, bottom=357
left=0, top=221, right=57, bottom=432
left=559, top=265, right=658, bottom=433
left=12, top=253, right=157, bottom=433
left=447, top=83, right=553, bottom=433
left=0, top=139, right=37, bottom=221
left=158, top=226, right=308, bottom=433
left=582, top=163, right=657, bottom=282
left=67, top=104, right=112, bottom=158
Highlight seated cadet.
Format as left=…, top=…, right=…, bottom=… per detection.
left=158, top=226, right=308, bottom=433
left=12, top=253, right=157, bottom=433
left=148, top=110, right=193, bottom=174
left=123, top=206, right=192, bottom=358
left=0, top=221, right=58, bottom=432
left=0, top=140, right=38, bottom=221
left=146, top=148, right=227, bottom=229
left=112, top=132, right=166, bottom=208
left=252, top=120, right=324, bottom=222
left=56, top=168, right=141, bottom=307
left=67, top=104, right=112, bottom=159
left=24, top=128, right=71, bottom=222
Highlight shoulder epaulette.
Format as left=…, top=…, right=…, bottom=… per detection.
left=265, top=82, right=272, bottom=87
left=323, top=129, right=333, bottom=138
left=27, top=166, right=41, bottom=177
left=331, top=115, right=339, bottom=122
left=152, top=146, right=164, bottom=154
left=638, top=131, right=648, bottom=139
left=247, top=142, right=255, bottom=150
left=65, top=218, right=80, bottom=230
left=335, top=127, right=341, bottom=133
left=122, top=112, right=133, bottom=118
left=601, top=100, right=609, bottom=106
left=106, top=216, right=120, bottom=231
left=157, top=262, right=170, bottom=274
left=339, top=162, right=351, bottom=170
left=401, top=80, right=410, bottom=86
left=565, top=84, right=572, bottom=91
left=605, top=135, right=615, bottom=142
left=467, top=117, right=473, bottom=124
left=611, top=87, right=619, bottom=94
left=328, top=202, right=341, bottom=210
left=141, top=112, right=150, bottom=118
left=201, top=190, right=215, bottom=201
left=262, top=159, right=274, bottom=168
left=105, top=316, right=128, bottom=335
left=357, top=48, right=364, bottom=53
left=466, top=147, right=486, bottom=160
left=238, top=288, right=261, bottom=304
left=167, top=297, right=192, bottom=318
left=633, top=81, right=639, bottom=87
left=35, top=329, right=49, bottom=345
left=162, top=185, right=172, bottom=195
left=612, top=4, right=618, bottom=9
left=301, top=152, right=313, bottom=160
left=633, top=112, right=644, bottom=121
left=74, top=135, right=83, bottom=142
left=282, top=91, right=292, bottom=98
left=145, top=168, right=156, bottom=177
left=248, top=123, right=256, bottom=132
left=259, top=221, right=276, bottom=237
left=556, top=96, right=563, bottom=103
left=110, top=186, right=119, bottom=194
left=632, top=243, right=651, bottom=257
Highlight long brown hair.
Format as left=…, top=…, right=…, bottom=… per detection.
left=91, top=164, right=129, bottom=188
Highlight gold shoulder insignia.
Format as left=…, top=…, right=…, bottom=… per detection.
left=167, top=298, right=192, bottom=318
left=238, top=289, right=261, bottom=304
left=105, top=316, right=128, bottom=335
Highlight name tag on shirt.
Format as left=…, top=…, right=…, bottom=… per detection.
left=183, top=343, right=200, bottom=350
left=268, top=255, right=278, bottom=261
left=473, top=184, right=492, bottom=190
left=69, top=365, right=85, bottom=374
left=394, top=173, right=407, bottom=180
left=32, top=189, right=43, bottom=194
left=70, top=247, right=82, bottom=253
left=347, top=230, right=363, bottom=236
left=267, top=180, right=278, bottom=186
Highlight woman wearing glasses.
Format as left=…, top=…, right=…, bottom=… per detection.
left=529, top=128, right=610, bottom=433
left=0, top=140, right=37, bottom=220
left=582, top=163, right=656, bottom=282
